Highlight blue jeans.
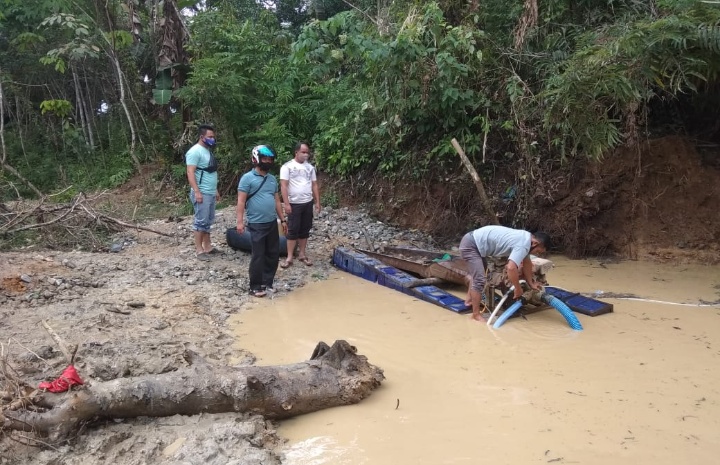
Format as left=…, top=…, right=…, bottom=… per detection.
left=190, top=189, right=216, bottom=232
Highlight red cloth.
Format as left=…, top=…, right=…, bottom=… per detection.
left=38, top=365, right=84, bottom=393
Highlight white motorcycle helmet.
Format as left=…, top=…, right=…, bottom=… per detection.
left=251, top=145, right=277, bottom=166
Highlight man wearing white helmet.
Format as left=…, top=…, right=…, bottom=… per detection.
left=236, top=145, right=287, bottom=298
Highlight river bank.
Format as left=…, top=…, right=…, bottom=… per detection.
left=0, top=205, right=434, bottom=464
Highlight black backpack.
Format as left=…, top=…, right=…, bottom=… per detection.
left=195, top=152, right=218, bottom=184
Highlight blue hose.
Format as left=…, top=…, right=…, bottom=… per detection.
left=543, top=295, right=583, bottom=331
left=492, top=300, right=524, bottom=329
left=492, top=295, right=584, bottom=330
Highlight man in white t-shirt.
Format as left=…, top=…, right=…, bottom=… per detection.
left=279, top=142, right=321, bottom=268
left=459, top=225, right=551, bottom=321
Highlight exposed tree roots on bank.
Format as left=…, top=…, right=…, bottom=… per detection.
left=1, top=340, right=384, bottom=444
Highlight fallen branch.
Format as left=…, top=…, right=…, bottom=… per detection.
left=0, top=193, right=174, bottom=240
left=2, top=340, right=384, bottom=443
left=96, top=212, right=173, bottom=237
left=1, top=343, right=39, bottom=416
left=41, top=320, right=77, bottom=365
left=6, top=200, right=82, bottom=235
left=451, top=138, right=499, bottom=225
left=105, top=307, right=131, bottom=315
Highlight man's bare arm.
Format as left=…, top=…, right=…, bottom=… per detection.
left=312, top=180, right=321, bottom=212
left=236, top=191, right=248, bottom=233
left=280, top=179, right=291, bottom=215
left=186, top=165, right=203, bottom=202
left=521, top=255, right=538, bottom=289
left=274, top=193, right=284, bottom=219
left=506, top=260, right=523, bottom=299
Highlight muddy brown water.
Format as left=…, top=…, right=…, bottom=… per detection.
left=230, top=257, right=720, bottom=465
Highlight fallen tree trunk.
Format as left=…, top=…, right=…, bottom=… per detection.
left=2, top=340, right=384, bottom=443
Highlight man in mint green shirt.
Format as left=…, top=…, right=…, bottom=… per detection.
left=186, top=124, right=220, bottom=261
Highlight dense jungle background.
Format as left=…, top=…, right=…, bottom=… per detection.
left=1, top=0, right=719, bottom=261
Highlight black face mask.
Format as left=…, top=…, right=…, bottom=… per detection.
left=530, top=244, right=545, bottom=255
left=258, top=162, right=273, bottom=171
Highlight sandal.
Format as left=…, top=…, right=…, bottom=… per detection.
left=280, top=260, right=293, bottom=269
left=298, top=257, right=313, bottom=266
left=249, top=289, right=267, bottom=298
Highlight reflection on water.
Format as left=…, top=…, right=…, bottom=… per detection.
left=283, top=436, right=358, bottom=465
left=230, top=256, right=720, bottom=465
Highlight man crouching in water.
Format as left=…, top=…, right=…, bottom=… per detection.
left=459, top=225, right=551, bottom=321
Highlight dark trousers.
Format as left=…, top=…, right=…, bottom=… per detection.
left=286, top=201, right=314, bottom=240
left=247, top=221, right=280, bottom=290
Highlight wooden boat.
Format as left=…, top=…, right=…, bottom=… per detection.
left=332, top=247, right=470, bottom=313
left=352, top=246, right=613, bottom=317
left=356, top=246, right=470, bottom=285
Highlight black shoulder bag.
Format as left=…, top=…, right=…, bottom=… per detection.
left=245, top=175, right=269, bottom=206
left=195, top=152, right=218, bottom=185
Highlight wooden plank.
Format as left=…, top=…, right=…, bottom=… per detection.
left=431, top=260, right=470, bottom=285
left=357, top=248, right=470, bottom=285
left=356, top=248, right=431, bottom=277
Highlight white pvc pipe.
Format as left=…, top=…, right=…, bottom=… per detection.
left=486, top=280, right=528, bottom=326
left=547, top=285, right=718, bottom=308
left=611, top=297, right=718, bottom=307
left=486, top=289, right=513, bottom=327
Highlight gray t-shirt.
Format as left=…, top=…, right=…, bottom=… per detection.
left=471, top=226, right=531, bottom=266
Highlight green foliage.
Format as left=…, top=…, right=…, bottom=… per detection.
left=321, top=187, right=340, bottom=209
left=103, top=30, right=133, bottom=49
left=108, top=167, right=133, bottom=187
left=40, top=99, right=72, bottom=117
left=170, top=164, right=189, bottom=184
left=179, top=7, right=300, bottom=174
left=49, top=185, right=80, bottom=203
left=152, top=69, right=174, bottom=105
left=0, top=0, right=172, bottom=200
left=152, top=89, right=172, bottom=105
left=39, top=12, right=101, bottom=72
left=13, top=32, right=47, bottom=51
left=292, top=4, right=490, bottom=177
left=540, top=4, right=720, bottom=159
left=2, top=0, right=720, bottom=214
